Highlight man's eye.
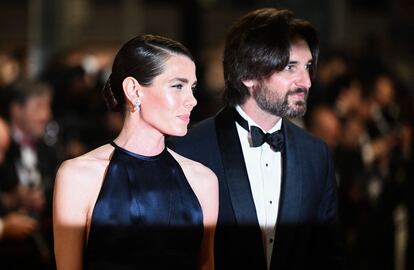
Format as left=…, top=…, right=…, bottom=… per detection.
left=305, top=63, right=312, bottom=70
left=285, top=65, right=294, bottom=71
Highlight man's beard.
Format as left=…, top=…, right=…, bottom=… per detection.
left=253, top=81, right=308, bottom=118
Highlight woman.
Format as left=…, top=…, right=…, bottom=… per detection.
left=53, top=35, right=218, bottom=270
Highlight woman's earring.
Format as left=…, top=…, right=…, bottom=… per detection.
left=134, top=99, right=141, bottom=112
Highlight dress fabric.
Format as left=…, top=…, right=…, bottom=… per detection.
left=84, top=142, right=203, bottom=270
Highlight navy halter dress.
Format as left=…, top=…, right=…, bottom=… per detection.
left=84, top=142, right=203, bottom=270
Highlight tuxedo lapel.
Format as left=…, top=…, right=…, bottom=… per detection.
left=214, top=107, right=260, bottom=226
left=270, top=119, right=304, bottom=269
left=279, top=120, right=303, bottom=224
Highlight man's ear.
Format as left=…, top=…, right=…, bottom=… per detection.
left=122, top=76, right=142, bottom=106
left=242, top=79, right=258, bottom=93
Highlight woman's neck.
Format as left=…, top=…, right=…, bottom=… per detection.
left=114, top=113, right=165, bottom=156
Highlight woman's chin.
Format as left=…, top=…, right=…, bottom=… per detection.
left=167, top=127, right=188, bottom=137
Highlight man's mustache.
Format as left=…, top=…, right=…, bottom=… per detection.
left=287, top=88, right=308, bottom=95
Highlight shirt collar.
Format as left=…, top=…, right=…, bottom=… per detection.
left=12, top=125, right=36, bottom=148
left=235, top=105, right=282, bottom=133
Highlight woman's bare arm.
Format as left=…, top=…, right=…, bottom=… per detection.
left=53, top=158, right=102, bottom=270
left=195, top=168, right=218, bottom=270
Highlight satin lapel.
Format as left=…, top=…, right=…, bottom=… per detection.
left=270, top=119, right=303, bottom=269
left=279, top=120, right=303, bottom=225
left=214, top=107, right=260, bottom=226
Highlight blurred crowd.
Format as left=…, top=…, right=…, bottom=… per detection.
left=0, top=43, right=413, bottom=270
left=304, top=51, right=414, bottom=270
left=0, top=47, right=121, bottom=269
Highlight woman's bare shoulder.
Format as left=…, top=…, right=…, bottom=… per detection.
left=56, top=144, right=114, bottom=186
left=54, top=144, right=116, bottom=227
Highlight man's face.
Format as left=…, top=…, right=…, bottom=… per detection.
left=13, top=94, right=52, bottom=139
left=250, top=38, right=313, bottom=118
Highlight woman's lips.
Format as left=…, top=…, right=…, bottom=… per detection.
left=177, top=114, right=191, bottom=124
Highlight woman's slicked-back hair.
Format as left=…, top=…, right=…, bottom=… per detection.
left=223, top=8, right=319, bottom=106
left=102, top=34, right=194, bottom=112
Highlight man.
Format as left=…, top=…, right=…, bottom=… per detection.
left=0, top=80, right=58, bottom=270
left=0, top=117, right=38, bottom=246
left=169, top=8, right=343, bottom=270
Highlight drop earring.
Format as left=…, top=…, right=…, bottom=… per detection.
left=134, top=99, right=141, bottom=112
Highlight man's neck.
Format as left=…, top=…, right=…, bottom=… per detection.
left=11, top=124, right=35, bottom=146
left=239, top=99, right=281, bottom=132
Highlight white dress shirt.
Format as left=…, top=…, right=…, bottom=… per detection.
left=235, top=106, right=282, bottom=269
left=12, top=126, right=41, bottom=187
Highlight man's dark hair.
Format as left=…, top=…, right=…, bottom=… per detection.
left=9, top=80, right=53, bottom=105
left=223, top=8, right=319, bottom=106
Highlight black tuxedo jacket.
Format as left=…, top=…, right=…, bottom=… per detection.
left=0, top=138, right=58, bottom=218
left=168, top=106, right=344, bottom=270
left=0, top=139, right=58, bottom=193
left=0, top=138, right=59, bottom=269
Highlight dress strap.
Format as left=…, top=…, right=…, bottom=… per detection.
left=109, top=141, right=166, bottom=160
left=110, top=141, right=118, bottom=148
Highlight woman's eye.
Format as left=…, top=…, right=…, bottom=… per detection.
left=173, top=84, right=183, bottom=90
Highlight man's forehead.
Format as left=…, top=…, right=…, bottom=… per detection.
left=289, top=39, right=312, bottom=60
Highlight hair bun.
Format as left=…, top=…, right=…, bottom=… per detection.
left=102, top=75, right=121, bottom=112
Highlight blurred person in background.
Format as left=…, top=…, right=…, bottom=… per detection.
left=331, top=74, right=363, bottom=122
left=0, top=80, right=59, bottom=270
left=306, top=105, right=342, bottom=151
left=0, top=51, right=22, bottom=119
left=0, top=117, right=39, bottom=263
left=332, top=71, right=407, bottom=270
left=41, top=47, right=115, bottom=159
left=306, top=50, right=349, bottom=112
left=0, top=117, right=10, bottom=164
left=310, top=74, right=369, bottom=269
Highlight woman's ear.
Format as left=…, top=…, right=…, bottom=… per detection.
left=122, top=76, right=142, bottom=110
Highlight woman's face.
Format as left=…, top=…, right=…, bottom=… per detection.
left=139, top=54, right=197, bottom=137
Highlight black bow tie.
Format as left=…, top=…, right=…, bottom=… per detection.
left=233, top=109, right=284, bottom=152
left=250, top=126, right=284, bottom=151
